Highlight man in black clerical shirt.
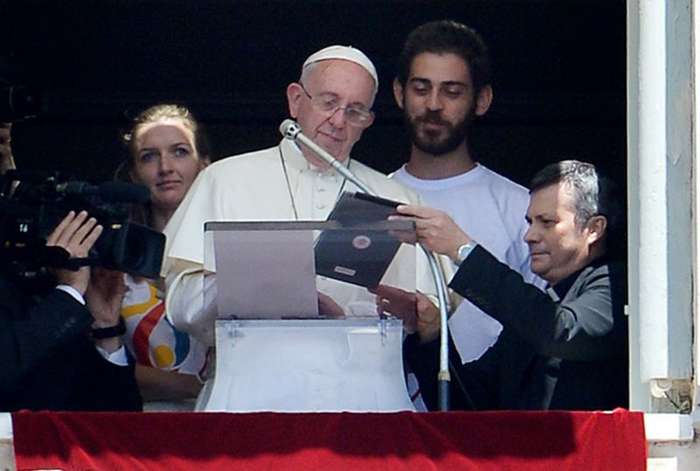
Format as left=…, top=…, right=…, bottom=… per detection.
left=392, top=160, right=627, bottom=410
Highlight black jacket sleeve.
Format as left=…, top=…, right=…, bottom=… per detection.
left=0, top=276, right=142, bottom=411
left=0, top=277, right=94, bottom=397
left=449, top=246, right=622, bottom=361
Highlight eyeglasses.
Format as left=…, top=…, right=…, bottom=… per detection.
left=299, top=83, right=373, bottom=128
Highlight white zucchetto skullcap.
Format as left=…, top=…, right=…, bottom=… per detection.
left=302, top=45, right=378, bottom=91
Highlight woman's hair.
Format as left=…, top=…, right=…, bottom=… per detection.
left=121, top=104, right=210, bottom=166
left=115, top=103, right=210, bottom=225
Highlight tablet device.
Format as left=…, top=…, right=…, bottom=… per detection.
left=314, top=191, right=403, bottom=288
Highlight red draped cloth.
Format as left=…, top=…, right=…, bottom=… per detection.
left=12, top=409, right=646, bottom=471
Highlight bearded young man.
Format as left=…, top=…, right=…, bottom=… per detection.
left=389, top=21, right=544, bottom=387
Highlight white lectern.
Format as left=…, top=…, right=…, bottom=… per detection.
left=200, top=220, right=418, bottom=412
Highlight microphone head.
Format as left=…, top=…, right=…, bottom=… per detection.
left=98, top=182, right=151, bottom=203
left=280, top=119, right=301, bottom=139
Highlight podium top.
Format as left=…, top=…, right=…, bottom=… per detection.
left=204, top=220, right=418, bottom=321
left=205, top=219, right=415, bottom=233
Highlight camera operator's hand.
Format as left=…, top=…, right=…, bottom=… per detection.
left=86, top=268, right=127, bottom=353
left=0, top=122, right=15, bottom=174
left=46, top=210, right=103, bottom=295
left=86, top=268, right=126, bottom=327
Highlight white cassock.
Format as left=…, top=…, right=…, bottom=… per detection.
left=162, top=139, right=439, bottom=346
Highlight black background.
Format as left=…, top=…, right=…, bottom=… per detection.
left=3, top=0, right=626, bottom=188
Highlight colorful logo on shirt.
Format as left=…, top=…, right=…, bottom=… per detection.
left=121, top=280, right=198, bottom=372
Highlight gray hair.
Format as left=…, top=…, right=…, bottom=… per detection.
left=530, top=160, right=618, bottom=230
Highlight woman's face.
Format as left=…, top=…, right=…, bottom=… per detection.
left=131, top=120, right=204, bottom=212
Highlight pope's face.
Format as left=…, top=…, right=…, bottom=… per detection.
left=287, top=59, right=375, bottom=168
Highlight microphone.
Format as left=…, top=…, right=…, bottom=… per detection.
left=279, top=118, right=452, bottom=411
left=56, top=181, right=151, bottom=203
left=279, top=119, right=374, bottom=195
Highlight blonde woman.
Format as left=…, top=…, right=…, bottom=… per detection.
left=118, top=104, right=210, bottom=409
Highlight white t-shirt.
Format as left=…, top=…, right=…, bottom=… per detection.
left=391, top=163, right=545, bottom=363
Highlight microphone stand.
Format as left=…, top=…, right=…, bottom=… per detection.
left=280, top=119, right=451, bottom=411
left=280, top=120, right=374, bottom=195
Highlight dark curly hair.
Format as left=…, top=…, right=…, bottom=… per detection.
left=396, top=20, right=491, bottom=93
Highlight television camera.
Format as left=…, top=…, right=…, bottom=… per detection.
left=0, top=171, right=165, bottom=280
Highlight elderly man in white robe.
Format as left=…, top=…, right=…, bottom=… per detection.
left=162, top=46, right=437, bottom=351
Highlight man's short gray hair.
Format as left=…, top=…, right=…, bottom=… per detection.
left=530, top=160, right=619, bottom=232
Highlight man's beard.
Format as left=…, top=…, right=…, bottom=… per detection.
left=404, top=105, right=475, bottom=156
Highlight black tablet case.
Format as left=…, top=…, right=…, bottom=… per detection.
left=314, top=191, right=403, bottom=288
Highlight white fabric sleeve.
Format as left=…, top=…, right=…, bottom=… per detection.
left=94, top=345, right=129, bottom=366
left=55, top=284, right=86, bottom=305
left=165, top=268, right=218, bottom=347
